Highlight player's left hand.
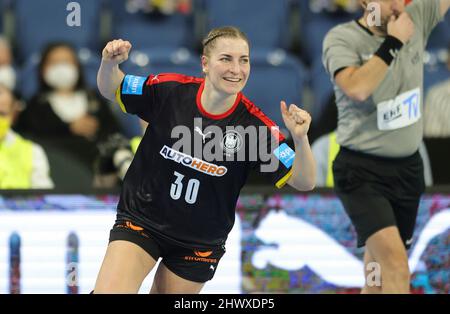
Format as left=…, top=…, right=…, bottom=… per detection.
left=280, top=101, right=311, bottom=141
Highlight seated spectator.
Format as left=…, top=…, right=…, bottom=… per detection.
left=312, top=131, right=433, bottom=187
left=0, top=36, right=16, bottom=91
left=125, top=0, right=192, bottom=15
left=0, top=84, right=53, bottom=189
left=423, top=43, right=450, bottom=184
left=93, top=119, right=148, bottom=187
left=309, top=0, right=359, bottom=14
left=16, top=42, right=120, bottom=187
left=309, top=0, right=411, bottom=14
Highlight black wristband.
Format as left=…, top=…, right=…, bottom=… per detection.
left=374, top=35, right=404, bottom=66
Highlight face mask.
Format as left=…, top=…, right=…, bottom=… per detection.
left=0, top=65, right=16, bottom=90
left=0, top=116, right=11, bottom=140
left=44, top=63, right=79, bottom=90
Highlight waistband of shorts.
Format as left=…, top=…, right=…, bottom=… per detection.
left=339, top=146, right=420, bottom=164
left=115, top=216, right=226, bottom=250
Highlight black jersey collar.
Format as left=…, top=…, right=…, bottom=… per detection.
left=355, top=18, right=374, bottom=36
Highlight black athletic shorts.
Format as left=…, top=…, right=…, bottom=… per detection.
left=109, top=220, right=226, bottom=283
left=333, top=147, right=425, bottom=249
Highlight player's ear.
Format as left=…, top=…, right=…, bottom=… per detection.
left=201, top=55, right=209, bottom=74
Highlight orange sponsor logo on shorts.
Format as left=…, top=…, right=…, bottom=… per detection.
left=184, top=250, right=217, bottom=263
left=194, top=250, right=213, bottom=258
left=126, top=221, right=144, bottom=231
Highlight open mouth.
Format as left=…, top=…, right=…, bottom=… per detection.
left=223, top=77, right=242, bottom=83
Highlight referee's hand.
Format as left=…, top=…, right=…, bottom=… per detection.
left=102, top=39, right=132, bottom=65
left=388, top=12, right=414, bottom=44
left=280, top=101, right=311, bottom=141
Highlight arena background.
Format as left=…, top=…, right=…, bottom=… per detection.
left=0, top=188, right=448, bottom=294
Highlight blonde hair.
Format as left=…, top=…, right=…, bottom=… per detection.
left=202, top=26, right=250, bottom=56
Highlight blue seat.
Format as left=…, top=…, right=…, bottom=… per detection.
left=0, top=1, right=4, bottom=34
left=427, top=11, right=450, bottom=49
left=202, top=0, right=291, bottom=49
left=109, top=0, right=194, bottom=50
left=297, top=0, right=360, bottom=63
left=18, top=48, right=101, bottom=100
left=118, top=47, right=201, bottom=137
left=13, top=0, right=102, bottom=62
left=310, top=57, right=334, bottom=121
left=242, top=49, right=308, bottom=129
left=121, top=47, right=201, bottom=77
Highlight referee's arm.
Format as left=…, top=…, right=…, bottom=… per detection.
left=335, top=14, right=414, bottom=102
left=97, top=39, right=131, bottom=103
left=335, top=58, right=390, bottom=102
left=440, top=0, right=450, bottom=17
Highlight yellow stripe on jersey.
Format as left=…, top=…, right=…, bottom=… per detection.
left=115, top=85, right=127, bottom=113
left=275, top=169, right=293, bottom=189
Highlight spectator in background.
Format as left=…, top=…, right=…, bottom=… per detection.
left=309, top=0, right=412, bottom=13
left=16, top=42, right=120, bottom=187
left=93, top=119, right=148, bottom=188
left=309, top=0, right=361, bottom=14
left=423, top=43, right=450, bottom=184
left=0, top=36, right=16, bottom=91
left=125, top=0, right=192, bottom=15
left=0, top=84, right=53, bottom=189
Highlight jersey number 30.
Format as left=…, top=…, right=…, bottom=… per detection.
left=170, top=171, right=200, bottom=204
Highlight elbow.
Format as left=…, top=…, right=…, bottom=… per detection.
left=97, top=78, right=117, bottom=103
left=301, top=180, right=316, bottom=192
left=290, top=178, right=316, bottom=192
left=98, top=88, right=116, bottom=103
left=340, top=81, right=371, bottom=102
left=346, top=89, right=370, bottom=102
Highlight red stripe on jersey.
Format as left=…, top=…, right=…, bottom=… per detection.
left=146, top=73, right=204, bottom=86
left=196, top=80, right=243, bottom=120
left=241, top=95, right=286, bottom=142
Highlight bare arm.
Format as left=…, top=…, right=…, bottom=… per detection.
left=97, top=39, right=132, bottom=102
left=335, top=13, right=414, bottom=102
left=335, top=58, right=389, bottom=102
left=287, top=135, right=316, bottom=191
left=441, top=0, right=450, bottom=17
left=280, top=101, right=316, bottom=191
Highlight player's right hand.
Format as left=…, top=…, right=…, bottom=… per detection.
left=387, top=12, right=414, bottom=44
left=102, top=39, right=132, bottom=65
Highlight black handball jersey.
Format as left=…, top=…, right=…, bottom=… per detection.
left=115, top=73, right=295, bottom=248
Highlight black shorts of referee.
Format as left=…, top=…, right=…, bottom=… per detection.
left=333, top=146, right=425, bottom=249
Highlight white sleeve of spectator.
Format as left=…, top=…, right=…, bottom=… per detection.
left=31, top=143, right=55, bottom=189
left=311, top=136, right=329, bottom=187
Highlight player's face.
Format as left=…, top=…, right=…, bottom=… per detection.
left=202, top=38, right=250, bottom=95
left=363, top=0, right=405, bottom=33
